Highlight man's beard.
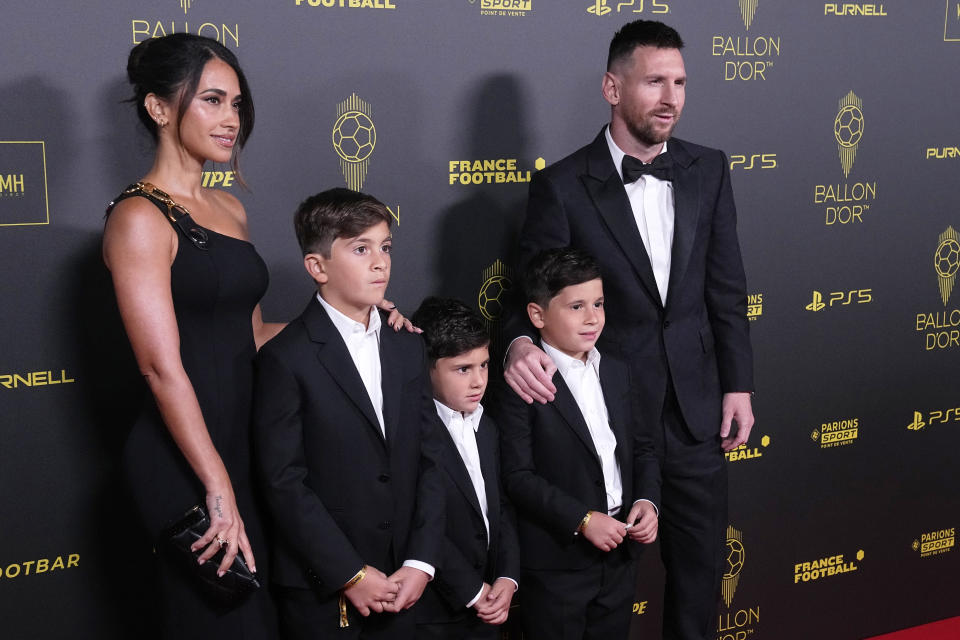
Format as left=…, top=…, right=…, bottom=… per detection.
left=627, top=111, right=679, bottom=147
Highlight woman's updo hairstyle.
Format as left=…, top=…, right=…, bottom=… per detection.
left=126, top=34, right=254, bottom=174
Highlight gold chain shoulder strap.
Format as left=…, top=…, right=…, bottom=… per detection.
left=114, top=181, right=210, bottom=250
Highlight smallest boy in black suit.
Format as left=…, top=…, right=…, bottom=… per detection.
left=252, top=188, right=445, bottom=639
left=494, top=247, right=661, bottom=640
left=410, top=297, right=520, bottom=640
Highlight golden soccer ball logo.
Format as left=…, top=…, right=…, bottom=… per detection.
left=834, top=104, right=864, bottom=148
left=332, top=111, right=376, bottom=163
left=721, top=525, right=745, bottom=607
left=835, top=91, right=863, bottom=178
left=478, top=275, right=513, bottom=322
left=934, top=238, right=960, bottom=279
left=936, top=226, right=960, bottom=306
left=724, top=537, right=745, bottom=579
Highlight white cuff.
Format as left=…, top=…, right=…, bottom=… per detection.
left=402, top=559, right=435, bottom=579
left=502, top=335, right=534, bottom=367
left=632, top=498, right=659, bottom=518
left=466, top=584, right=484, bottom=608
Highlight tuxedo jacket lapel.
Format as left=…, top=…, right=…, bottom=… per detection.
left=549, top=372, right=603, bottom=473
left=439, top=423, right=485, bottom=519
left=598, top=359, right=631, bottom=484
left=582, top=130, right=663, bottom=309
left=476, top=415, right=500, bottom=538
left=303, top=298, right=385, bottom=445
left=379, top=322, right=402, bottom=446
left=666, top=140, right=701, bottom=309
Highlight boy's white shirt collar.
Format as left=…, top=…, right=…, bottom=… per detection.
left=433, top=399, right=484, bottom=432
left=541, top=339, right=602, bottom=376
left=316, top=293, right=381, bottom=338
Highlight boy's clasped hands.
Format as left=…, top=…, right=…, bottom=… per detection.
left=581, top=500, right=659, bottom=552
left=343, top=565, right=431, bottom=616
left=344, top=565, right=513, bottom=622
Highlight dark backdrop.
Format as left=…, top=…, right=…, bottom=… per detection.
left=2, top=2, right=958, bottom=638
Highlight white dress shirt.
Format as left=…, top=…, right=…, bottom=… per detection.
left=605, top=126, right=674, bottom=305
left=434, top=400, right=490, bottom=540
left=541, top=341, right=623, bottom=515
left=433, top=400, right=518, bottom=607
left=316, top=294, right=384, bottom=436
left=316, top=294, right=434, bottom=578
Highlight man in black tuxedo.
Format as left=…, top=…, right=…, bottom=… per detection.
left=253, top=189, right=445, bottom=639
left=503, top=20, right=755, bottom=640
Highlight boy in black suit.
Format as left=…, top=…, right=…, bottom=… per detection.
left=252, top=188, right=444, bottom=639
left=494, top=247, right=660, bottom=640
left=410, top=297, right=519, bottom=640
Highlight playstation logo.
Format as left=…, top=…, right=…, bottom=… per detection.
left=805, top=291, right=826, bottom=312
left=587, top=0, right=611, bottom=15
left=907, top=411, right=926, bottom=431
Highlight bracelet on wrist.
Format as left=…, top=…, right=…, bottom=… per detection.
left=343, top=565, right=367, bottom=590
left=577, top=510, right=593, bottom=534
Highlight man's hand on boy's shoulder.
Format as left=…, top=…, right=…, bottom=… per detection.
left=382, top=565, right=430, bottom=611
left=582, top=511, right=626, bottom=552
left=625, top=500, right=658, bottom=544
left=503, top=337, right=557, bottom=405
left=474, top=577, right=515, bottom=625
left=343, top=565, right=399, bottom=617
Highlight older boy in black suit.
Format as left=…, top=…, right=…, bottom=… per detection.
left=410, top=297, right=519, bottom=640
left=494, top=247, right=660, bottom=640
left=252, top=188, right=445, bottom=639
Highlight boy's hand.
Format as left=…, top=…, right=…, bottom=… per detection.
left=474, top=578, right=515, bottom=625
left=471, top=582, right=492, bottom=613
left=582, top=512, right=626, bottom=552
left=625, top=501, right=658, bottom=544
left=382, top=566, right=430, bottom=611
left=343, top=566, right=399, bottom=617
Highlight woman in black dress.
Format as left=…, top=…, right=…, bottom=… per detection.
left=103, top=34, right=281, bottom=637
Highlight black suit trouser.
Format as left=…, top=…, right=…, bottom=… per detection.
left=518, top=549, right=635, bottom=640
left=416, top=616, right=499, bottom=640
left=656, top=383, right=728, bottom=640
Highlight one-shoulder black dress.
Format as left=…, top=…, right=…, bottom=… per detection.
left=108, top=185, right=277, bottom=638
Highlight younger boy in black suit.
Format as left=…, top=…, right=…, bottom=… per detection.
left=410, top=297, right=519, bottom=640
left=493, top=247, right=660, bottom=640
left=252, top=188, right=445, bottom=639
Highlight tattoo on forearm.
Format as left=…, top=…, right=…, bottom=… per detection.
left=215, top=495, right=223, bottom=519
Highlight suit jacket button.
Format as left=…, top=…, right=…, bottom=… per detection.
left=595, top=480, right=603, bottom=487
left=476, top=533, right=486, bottom=540
left=663, top=320, right=671, bottom=329
left=379, top=521, right=392, bottom=530
left=378, top=474, right=390, bottom=482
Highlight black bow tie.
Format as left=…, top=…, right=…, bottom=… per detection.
left=621, top=152, right=674, bottom=184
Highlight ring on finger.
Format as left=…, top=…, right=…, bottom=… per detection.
left=216, top=536, right=228, bottom=547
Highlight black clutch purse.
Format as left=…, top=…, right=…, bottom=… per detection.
left=162, top=504, right=261, bottom=605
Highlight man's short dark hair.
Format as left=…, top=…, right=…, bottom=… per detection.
left=293, top=188, right=392, bottom=257
left=523, top=247, right=602, bottom=308
left=607, top=20, right=684, bottom=70
left=412, top=297, right=490, bottom=364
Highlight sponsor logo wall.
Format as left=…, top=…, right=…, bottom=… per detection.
left=0, top=2, right=958, bottom=639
